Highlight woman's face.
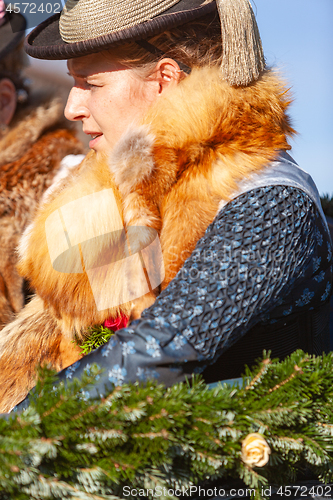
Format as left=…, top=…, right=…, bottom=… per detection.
left=65, top=53, right=160, bottom=153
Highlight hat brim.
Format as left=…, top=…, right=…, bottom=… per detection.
left=24, top=0, right=217, bottom=60
left=0, top=12, right=26, bottom=61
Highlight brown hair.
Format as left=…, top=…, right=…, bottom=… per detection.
left=101, top=12, right=223, bottom=79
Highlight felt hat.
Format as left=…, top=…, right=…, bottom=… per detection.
left=25, top=0, right=265, bottom=86
left=0, top=1, right=26, bottom=62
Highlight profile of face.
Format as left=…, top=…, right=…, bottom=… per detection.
left=65, top=52, right=181, bottom=153
left=0, top=78, right=17, bottom=126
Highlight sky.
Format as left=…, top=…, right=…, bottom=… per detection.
left=254, top=0, right=333, bottom=196
left=28, top=0, right=333, bottom=195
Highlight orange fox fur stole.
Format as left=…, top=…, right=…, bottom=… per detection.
left=0, top=66, right=294, bottom=412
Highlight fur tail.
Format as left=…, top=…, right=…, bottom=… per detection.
left=0, top=296, right=82, bottom=413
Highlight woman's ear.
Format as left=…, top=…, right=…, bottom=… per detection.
left=0, top=78, right=17, bottom=126
left=154, top=58, right=182, bottom=95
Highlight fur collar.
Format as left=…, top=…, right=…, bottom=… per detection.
left=111, top=66, right=295, bottom=208
left=0, top=96, right=69, bottom=167
left=18, top=66, right=295, bottom=336
left=108, top=66, right=295, bottom=288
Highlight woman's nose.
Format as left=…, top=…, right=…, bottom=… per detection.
left=64, top=86, right=89, bottom=122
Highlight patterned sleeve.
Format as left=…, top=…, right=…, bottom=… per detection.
left=13, top=185, right=332, bottom=410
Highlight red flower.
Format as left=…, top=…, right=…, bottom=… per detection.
left=103, top=315, right=129, bottom=331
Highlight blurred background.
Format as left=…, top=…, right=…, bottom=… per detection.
left=26, top=0, right=333, bottom=195
left=25, top=54, right=89, bottom=149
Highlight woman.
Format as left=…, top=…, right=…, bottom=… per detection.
left=0, top=0, right=332, bottom=412
left=0, top=0, right=84, bottom=328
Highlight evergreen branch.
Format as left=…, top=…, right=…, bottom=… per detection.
left=245, top=357, right=271, bottom=390
left=1, top=351, right=333, bottom=498
left=73, top=326, right=114, bottom=355
left=71, top=403, right=100, bottom=422
left=316, top=422, right=333, bottom=436
left=133, top=430, right=170, bottom=439
left=42, top=395, right=67, bottom=418
left=268, top=363, right=305, bottom=394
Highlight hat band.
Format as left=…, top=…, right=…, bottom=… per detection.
left=60, top=0, right=182, bottom=43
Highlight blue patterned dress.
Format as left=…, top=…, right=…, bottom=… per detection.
left=13, top=183, right=332, bottom=411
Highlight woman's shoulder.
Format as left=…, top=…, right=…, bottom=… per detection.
left=212, top=184, right=332, bottom=302
left=214, top=183, right=329, bottom=251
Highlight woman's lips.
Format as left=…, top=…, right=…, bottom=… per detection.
left=86, top=133, right=103, bottom=149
